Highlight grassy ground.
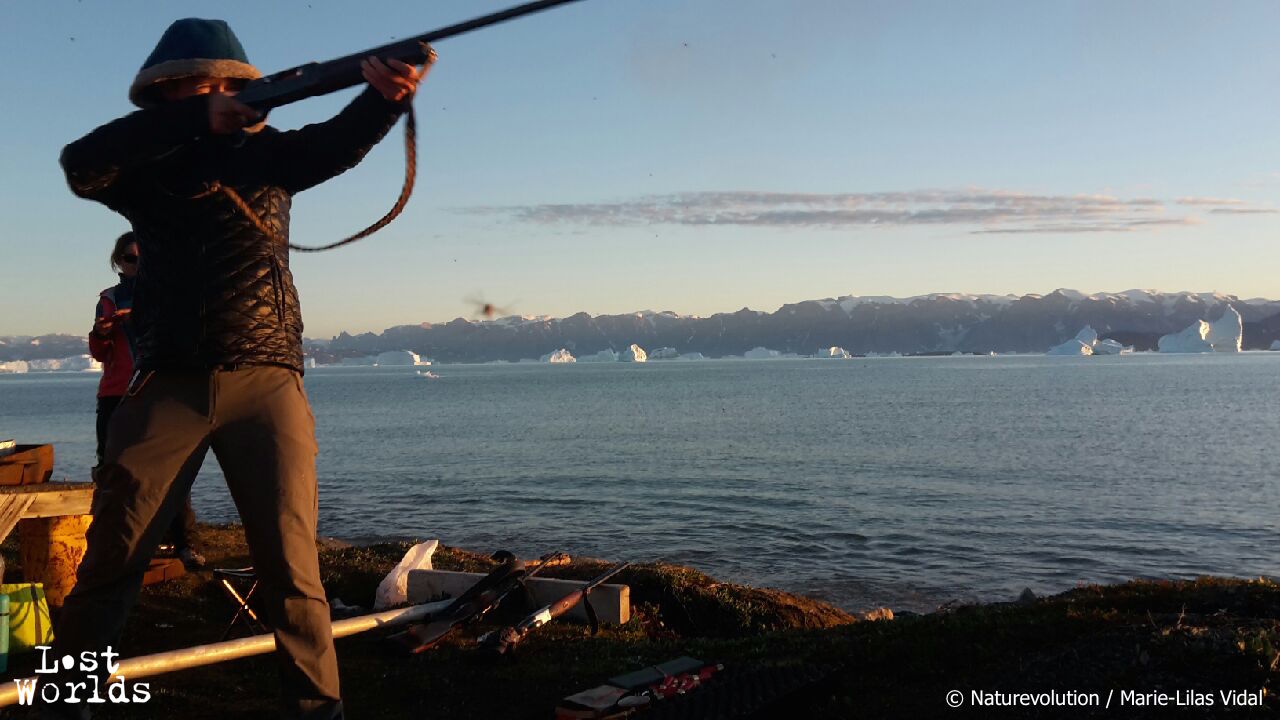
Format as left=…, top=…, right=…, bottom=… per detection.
left=2, top=524, right=1276, bottom=718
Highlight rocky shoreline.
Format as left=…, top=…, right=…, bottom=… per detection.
left=2, top=524, right=1276, bottom=718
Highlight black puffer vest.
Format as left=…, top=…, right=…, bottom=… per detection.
left=61, top=88, right=405, bottom=372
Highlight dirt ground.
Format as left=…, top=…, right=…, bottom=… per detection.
left=2, top=524, right=1276, bottom=718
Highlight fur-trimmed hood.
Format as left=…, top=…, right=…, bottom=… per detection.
left=130, top=19, right=260, bottom=108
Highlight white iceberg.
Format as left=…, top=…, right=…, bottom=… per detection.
left=0, top=361, right=29, bottom=374
left=1047, top=326, right=1098, bottom=356
left=1205, top=305, right=1243, bottom=352
left=815, top=346, right=852, bottom=359
left=674, top=352, right=707, bottom=361
left=743, top=346, right=781, bottom=360
left=576, top=349, right=618, bottom=363
left=1093, top=339, right=1134, bottom=355
left=25, top=355, right=102, bottom=372
left=620, top=344, right=647, bottom=362
left=648, top=347, right=679, bottom=360
left=1047, top=339, right=1093, bottom=356
left=1158, top=306, right=1242, bottom=353
left=1048, top=326, right=1135, bottom=356
left=1271, top=340, right=1280, bottom=351
left=1158, top=321, right=1214, bottom=353
left=375, top=350, right=430, bottom=366
left=59, top=354, right=102, bottom=372
left=539, top=348, right=576, bottom=363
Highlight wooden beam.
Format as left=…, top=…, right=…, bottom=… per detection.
left=0, top=482, right=95, bottom=519
left=0, top=494, right=35, bottom=544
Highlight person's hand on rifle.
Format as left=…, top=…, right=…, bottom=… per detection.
left=361, top=50, right=434, bottom=103
left=208, top=93, right=261, bottom=134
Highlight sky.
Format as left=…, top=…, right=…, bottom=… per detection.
left=1, top=0, right=1278, bottom=338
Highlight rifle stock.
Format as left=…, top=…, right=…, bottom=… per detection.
left=237, top=0, right=586, bottom=111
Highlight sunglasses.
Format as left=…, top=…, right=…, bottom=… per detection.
left=120, top=254, right=138, bottom=263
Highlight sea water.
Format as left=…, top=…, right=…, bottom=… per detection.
left=1, top=353, right=1276, bottom=612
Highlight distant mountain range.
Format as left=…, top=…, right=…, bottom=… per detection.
left=7, top=290, right=1280, bottom=364
left=317, top=289, right=1280, bottom=363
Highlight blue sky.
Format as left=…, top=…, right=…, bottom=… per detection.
left=1, top=0, right=1277, bottom=337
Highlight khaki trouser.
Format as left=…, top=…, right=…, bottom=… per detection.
left=48, top=366, right=341, bottom=719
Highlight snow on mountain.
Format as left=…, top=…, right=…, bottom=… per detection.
left=282, top=289, right=1280, bottom=363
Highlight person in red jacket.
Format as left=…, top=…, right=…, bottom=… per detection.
left=90, top=232, right=206, bottom=569
left=89, top=232, right=139, bottom=463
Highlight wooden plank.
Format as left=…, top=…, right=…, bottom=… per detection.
left=406, top=569, right=630, bottom=625
left=0, top=483, right=97, bottom=519
left=0, top=494, right=36, bottom=544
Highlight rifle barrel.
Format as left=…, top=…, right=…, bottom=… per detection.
left=238, top=0, right=588, bottom=110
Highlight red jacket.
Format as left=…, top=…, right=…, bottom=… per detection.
left=89, top=283, right=136, bottom=398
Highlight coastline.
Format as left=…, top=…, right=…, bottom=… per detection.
left=2, top=523, right=1276, bottom=718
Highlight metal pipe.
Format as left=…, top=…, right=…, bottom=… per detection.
left=0, top=598, right=452, bottom=707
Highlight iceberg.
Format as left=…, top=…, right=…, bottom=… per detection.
left=1048, top=326, right=1134, bottom=356
left=1271, top=340, right=1280, bottom=351
left=1047, top=326, right=1098, bottom=356
left=1158, top=305, right=1242, bottom=353
left=577, top=349, right=618, bottom=363
left=375, top=350, right=430, bottom=366
left=59, top=354, right=102, bottom=372
left=743, top=346, right=781, bottom=360
left=1158, top=321, right=1213, bottom=353
left=539, top=348, right=576, bottom=363
left=0, top=360, right=29, bottom=374
left=1205, top=305, right=1243, bottom=352
left=25, top=355, right=102, bottom=372
left=620, top=344, right=647, bottom=362
left=648, top=347, right=679, bottom=360
left=674, top=352, right=707, bottom=361
left=815, top=346, right=852, bottom=359
left=1093, top=339, right=1134, bottom=355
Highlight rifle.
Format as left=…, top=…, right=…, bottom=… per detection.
left=388, top=550, right=566, bottom=654
left=237, top=0, right=587, bottom=111
left=478, top=561, right=630, bottom=656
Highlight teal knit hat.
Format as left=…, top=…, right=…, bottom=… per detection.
left=129, top=19, right=261, bottom=107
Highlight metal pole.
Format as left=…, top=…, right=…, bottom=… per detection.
left=0, top=598, right=452, bottom=707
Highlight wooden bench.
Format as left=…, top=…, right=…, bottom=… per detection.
left=0, top=482, right=95, bottom=544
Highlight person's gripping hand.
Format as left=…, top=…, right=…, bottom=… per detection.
left=361, top=48, right=434, bottom=103
left=208, top=93, right=262, bottom=134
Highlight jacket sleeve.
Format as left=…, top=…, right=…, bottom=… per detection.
left=59, top=97, right=211, bottom=210
left=252, top=86, right=408, bottom=195
left=88, top=297, right=115, bottom=362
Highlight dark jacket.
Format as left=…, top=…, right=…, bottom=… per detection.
left=61, top=88, right=405, bottom=372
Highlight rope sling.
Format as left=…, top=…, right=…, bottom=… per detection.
left=214, top=45, right=431, bottom=253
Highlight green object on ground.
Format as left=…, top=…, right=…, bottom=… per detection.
left=0, top=594, right=10, bottom=672
left=0, top=583, right=53, bottom=653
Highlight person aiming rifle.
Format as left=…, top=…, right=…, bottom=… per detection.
left=51, top=18, right=429, bottom=719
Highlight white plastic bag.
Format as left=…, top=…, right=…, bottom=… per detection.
left=374, top=539, right=439, bottom=609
